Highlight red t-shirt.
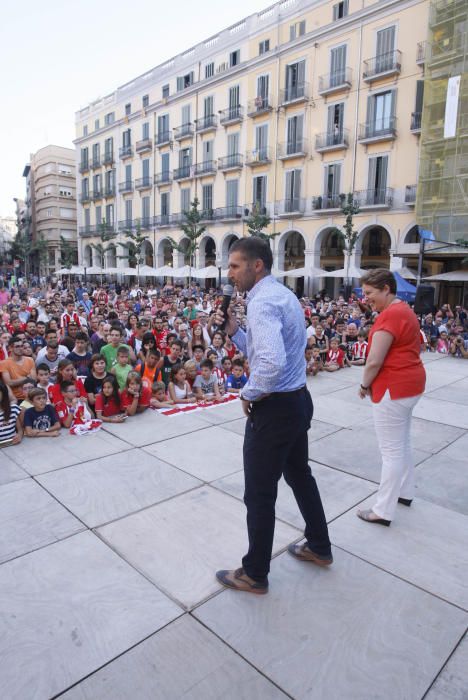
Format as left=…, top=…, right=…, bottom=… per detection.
left=326, top=348, right=345, bottom=367
left=368, top=301, right=426, bottom=403
left=95, top=393, right=121, bottom=417
left=120, top=385, right=152, bottom=409
left=48, top=379, right=87, bottom=405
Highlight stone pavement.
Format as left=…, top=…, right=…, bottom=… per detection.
left=0, top=354, right=467, bottom=699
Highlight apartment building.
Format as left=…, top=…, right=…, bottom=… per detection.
left=75, top=0, right=429, bottom=294
left=22, top=146, right=78, bottom=277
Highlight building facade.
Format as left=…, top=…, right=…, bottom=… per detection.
left=75, top=0, right=429, bottom=295
left=23, top=145, right=78, bottom=278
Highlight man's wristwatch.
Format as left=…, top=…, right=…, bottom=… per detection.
left=360, top=384, right=369, bottom=391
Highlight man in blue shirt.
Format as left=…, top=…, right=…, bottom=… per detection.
left=214, top=238, right=332, bottom=595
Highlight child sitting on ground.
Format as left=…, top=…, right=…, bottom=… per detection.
left=226, top=359, right=247, bottom=393
left=55, top=380, right=100, bottom=433
left=308, top=347, right=324, bottom=375
left=23, top=388, right=61, bottom=438
left=120, top=371, right=151, bottom=415
left=94, top=376, right=127, bottom=423
left=207, top=349, right=226, bottom=395
left=111, top=346, right=133, bottom=390
left=349, top=330, right=369, bottom=366
left=324, top=338, right=346, bottom=372
left=167, top=365, right=196, bottom=404
left=193, top=359, right=221, bottom=402
left=150, top=381, right=175, bottom=409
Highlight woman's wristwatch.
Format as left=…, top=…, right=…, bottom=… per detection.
left=360, top=384, right=369, bottom=391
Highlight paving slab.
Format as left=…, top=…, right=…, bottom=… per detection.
left=101, top=410, right=209, bottom=447
left=3, top=431, right=129, bottom=475
left=307, top=375, right=356, bottom=397
left=0, top=451, right=28, bottom=485
left=195, top=549, right=467, bottom=700
left=213, top=461, right=376, bottom=528
left=425, top=632, right=468, bottom=700
left=436, top=431, right=468, bottom=461
left=308, top=423, right=430, bottom=482
left=311, top=394, right=374, bottom=427
left=60, top=614, right=286, bottom=700
left=413, top=397, right=468, bottom=429
left=414, top=452, right=468, bottom=515
left=143, top=426, right=245, bottom=481
left=329, top=496, right=468, bottom=610
left=98, top=486, right=299, bottom=609
left=193, top=399, right=245, bottom=425
left=426, top=378, right=468, bottom=406
left=220, top=417, right=342, bottom=448
left=407, top=418, right=466, bottom=454
left=0, top=530, right=182, bottom=700
left=37, top=449, right=201, bottom=528
left=0, top=479, right=84, bottom=564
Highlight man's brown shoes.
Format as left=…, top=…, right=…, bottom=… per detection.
left=287, top=542, right=333, bottom=567
left=215, top=567, right=269, bottom=595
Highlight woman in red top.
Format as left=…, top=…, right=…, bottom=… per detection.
left=357, top=269, right=426, bottom=526
left=48, top=359, right=88, bottom=406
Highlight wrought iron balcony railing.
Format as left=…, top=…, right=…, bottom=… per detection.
left=279, top=82, right=309, bottom=105
left=318, top=68, right=352, bottom=95
left=135, top=177, right=152, bottom=190
left=358, top=117, right=397, bottom=142
left=275, top=198, right=306, bottom=216
left=173, top=123, right=194, bottom=140
left=245, top=147, right=272, bottom=166
left=363, top=50, right=402, bottom=81
left=195, top=115, right=217, bottom=132
left=119, top=145, right=133, bottom=159
left=118, top=180, right=134, bottom=193
left=135, top=138, right=153, bottom=153
left=194, top=160, right=217, bottom=176
left=154, top=171, right=173, bottom=186
left=278, top=139, right=308, bottom=159
left=218, top=154, right=243, bottom=170
left=315, top=129, right=349, bottom=152
left=219, top=106, right=243, bottom=125
left=247, top=96, right=273, bottom=117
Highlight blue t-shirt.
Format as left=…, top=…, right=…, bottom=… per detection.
left=226, top=373, right=247, bottom=390
left=24, top=404, right=58, bottom=431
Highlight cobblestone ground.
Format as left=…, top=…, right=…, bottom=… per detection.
left=0, top=354, right=466, bottom=700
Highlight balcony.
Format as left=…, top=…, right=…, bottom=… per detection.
left=315, top=129, right=349, bottom=153
left=410, top=112, right=422, bottom=133
left=278, top=138, right=308, bottom=160
left=90, top=157, right=101, bottom=170
left=312, top=194, right=345, bottom=212
left=140, top=217, right=152, bottom=229
left=153, top=214, right=171, bottom=227
left=356, top=188, right=394, bottom=209
left=219, top=106, right=243, bottom=126
left=169, top=213, right=184, bottom=226
left=79, top=225, right=95, bottom=237
left=91, top=189, right=103, bottom=201
left=245, top=147, right=272, bottom=167
left=416, top=41, right=426, bottom=65
left=195, top=115, right=217, bottom=133
left=200, top=209, right=215, bottom=221
left=79, top=161, right=89, bottom=174
left=154, top=171, right=173, bottom=186
left=118, top=180, right=134, bottom=193
left=173, top=165, right=192, bottom=181
left=194, top=160, right=217, bottom=177
left=135, top=177, right=152, bottom=191
left=156, top=130, right=172, bottom=147
left=358, top=118, right=397, bottom=144
left=405, top=185, right=417, bottom=205
left=119, top=145, right=133, bottom=159
left=135, top=138, right=153, bottom=153
left=247, top=96, right=273, bottom=117
left=318, top=68, right=352, bottom=96
left=244, top=202, right=271, bottom=217
left=79, top=224, right=115, bottom=237
left=363, top=50, right=402, bottom=82
left=173, top=123, right=194, bottom=140
left=214, top=206, right=243, bottom=221
left=103, top=151, right=114, bottom=166
left=118, top=219, right=137, bottom=231
left=218, top=154, right=243, bottom=171
left=80, top=192, right=91, bottom=203
left=275, top=198, right=306, bottom=217
left=279, top=82, right=309, bottom=106
left=104, top=186, right=115, bottom=198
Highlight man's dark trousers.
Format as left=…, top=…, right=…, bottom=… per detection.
left=242, top=387, right=331, bottom=582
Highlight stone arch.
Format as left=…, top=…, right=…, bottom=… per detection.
left=83, top=245, right=92, bottom=267
left=156, top=238, right=174, bottom=267
left=403, top=224, right=420, bottom=244
left=355, top=224, right=392, bottom=269
left=106, top=244, right=117, bottom=268
left=142, top=240, right=154, bottom=266
left=220, top=231, right=240, bottom=267
left=92, top=246, right=102, bottom=267
left=276, top=229, right=307, bottom=270
left=199, top=235, right=216, bottom=267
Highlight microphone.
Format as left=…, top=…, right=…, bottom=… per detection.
left=219, top=284, right=234, bottom=330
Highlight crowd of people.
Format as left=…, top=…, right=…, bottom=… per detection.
left=0, top=276, right=466, bottom=446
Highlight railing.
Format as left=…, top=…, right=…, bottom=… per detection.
left=218, top=154, right=243, bottom=170
left=214, top=206, right=243, bottom=220
left=135, top=177, right=152, bottom=190
left=219, top=106, right=243, bottom=124
left=118, top=219, right=137, bottom=231
left=79, top=161, right=89, bottom=173
left=90, top=158, right=101, bottom=169
left=276, top=198, right=306, bottom=215
left=91, top=190, right=103, bottom=201
left=315, top=129, right=349, bottom=151
left=355, top=188, right=394, bottom=207
left=173, top=165, right=192, bottom=180
left=154, top=171, right=173, bottom=185
left=80, top=223, right=115, bottom=236
left=118, top=180, right=134, bottom=193
left=140, top=217, right=152, bottom=229
left=135, top=138, right=153, bottom=152
left=278, top=138, right=308, bottom=158
left=410, top=112, right=422, bottom=131
left=280, top=82, right=309, bottom=104
left=416, top=41, right=426, bottom=64
left=173, top=123, right=194, bottom=139
left=153, top=214, right=171, bottom=227
left=156, top=130, right=172, bottom=146
left=195, top=115, right=217, bottom=131
left=200, top=209, right=215, bottom=221
left=194, top=160, right=217, bottom=176
left=119, top=145, right=133, bottom=158
left=363, top=50, right=402, bottom=80
left=359, top=117, right=397, bottom=141
left=247, top=96, right=273, bottom=117
left=244, top=202, right=270, bottom=216
left=104, top=186, right=115, bottom=197
left=169, top=213, right=184, bottom=225
left=103, top=152, right=114, bottom=165
left=405, top=185, right=417, bottom=203
left=245, top=147, right=272, bottom=165
left=80, top=192, right=90, bottom=203
left=318, top=68, right=352, bottom=94
left=312, top=194, right=345, bottom=211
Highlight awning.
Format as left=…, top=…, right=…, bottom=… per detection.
left=273, top=266, right=327, bottom=278
left=322, top=266, right=367, bottom=278
left=423, top=270, right=468, bottom=282
left=392, top=267, right=417, bottom=280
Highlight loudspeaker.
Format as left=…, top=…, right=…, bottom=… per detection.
left=414, top=285, right=435, bottom=315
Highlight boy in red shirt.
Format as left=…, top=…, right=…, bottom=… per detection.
left=324, top=338, right=346, bottom=372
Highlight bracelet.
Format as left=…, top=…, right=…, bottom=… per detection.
left=360, top=384, right=369, bottom=391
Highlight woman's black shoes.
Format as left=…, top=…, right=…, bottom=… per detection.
left=398, top=498, right=413, bottom=507
left=357, top=509, right=391, bottom=527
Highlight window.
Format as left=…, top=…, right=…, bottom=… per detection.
left=285, top=60, right=306, bottom=101
left=84, top=210, right=90, bottom=227
left=59, top=187, right=72, bottom=197
left=366, top=90, right=396, bottom=134
left=327, top=103, right=344, bottom=143
left=226, top=179, right=239, bottom=213
left=161, top=192, right=170, bottom=217
left=367, top=155, right=389, bottom=204
left=92, top=143, right=100, bottom=164
left=104, top=137, right=113, bottom=161
left=105, top=204, right=114, bottom=225
left=202, top=184, right=213, bottom=213
left=125, top=164, right=132, bottom=184
left=229, top=85, right=240, bottom=112
left=104, top=112, right=115, bottom=126
left=142, top=159, right=150, bottom=180
left=323, top=163, right=342, bottom=204
left=376, top=26, right=396, bottom=72
left=253, top=175, right=267, bottom=208
left=256, top=75, right=270, bottom=109
left=58, top=163, right=72, bottom=175
left=125, top=103, right=131, bottom=116
left=413, top=81, right=424, bottom=129
left=289, top=20, right=306, bottom=41
left=105, top=170, right=115, bottom=193
left=229, top=49, right=240, bottom=67
left=122, top=128, right=131, bottom=147
left=333, top=0, right=348, bottom=20
left=227, top=133, right=240, bottom=156
left=95, top=206, right=102, bottom=225
left=204, top=95, right=214, bottom=118
left=142, top=122, right=149, bottom=140
left=181, top=104, right=191, bottom=126
left=177, top=72, right=194, bottom=91
left=202, top=140, right=214, bottom=164
left=142, top=94, right=149, bottom=108
left=205, top=62, right=214, bottom=79
left=286, top=115, right=304, bottom=153
left=46, top=208, right=53, bottom=218
left=94, top=118, right=100, bottom=131
left=59, top=208, right=74, bottom=219
left=330, top=45, right=347, bottom=86
left=125, top=199, right=133, bottom=224
left=142, top=196, right=150, bottom=224
left=285, top=170, right=302, bottom=210
left=181, top=188, right=191, bottom=213
left=80, top=147, right=89, bottom=167
left=162, top=84, right=170, bottom=99
left=93, top=174, right=102, bottom=193
left=81, top=178, right=89, bottom=196
left=161, top=152, right=170, bottom=176
left=179, top=147, right=192, bottom=170
left=83, top=125, right=88, bottom=137
left=157, top=114, right=170, bottom=142
left=255, top=124, right=268, bottom=158
left=259, top=39, right=270, bottom=55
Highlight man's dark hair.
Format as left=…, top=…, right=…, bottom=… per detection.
left=36, top=363, right=50, bottom=373
left=192, top=344, right=204, bottom=353
left=75, top=331, right=89, bottom=342
left=200, top=358, right=213, bottom=370
left=230, top=237, right=273, bottom=271
left=232, top=358, right=244, bottom=368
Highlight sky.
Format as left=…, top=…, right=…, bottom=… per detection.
left=0, top=0, right=270, bottom=218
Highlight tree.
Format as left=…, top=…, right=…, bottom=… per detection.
left=167, top=197, right=206, bottom=284
left=59, top=236, right=75, bottom=270
left=91, top=222, right=118, bottom=285
left=119, top=220, right=149, bottom=285
left=245, top=203, right=278, bottom=240
left=329, top=193, right=361, bottom=297
left=9, top=230, right=47, bottom=282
